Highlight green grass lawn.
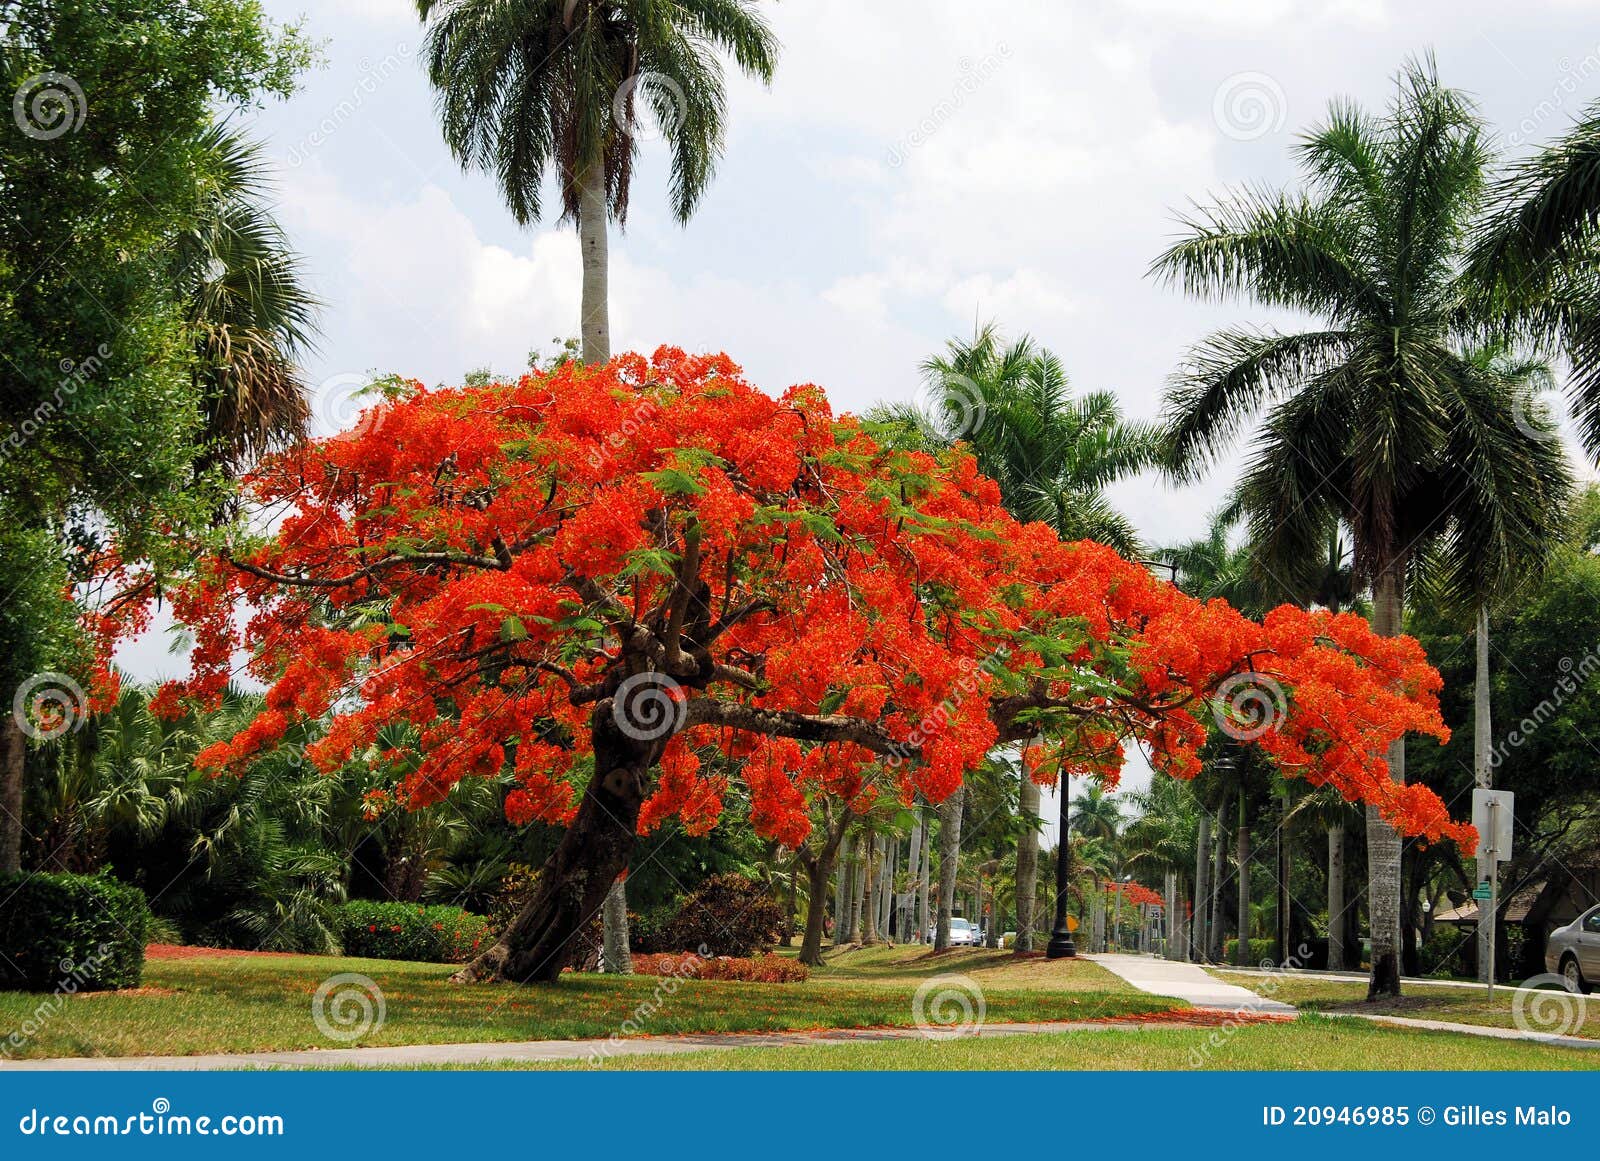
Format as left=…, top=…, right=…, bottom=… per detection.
left=1211, top=970, right=1598, bottom=1040
left=421, top=1014, right=1600, bottom=1071
left=0, top=945, right=1174, bottom=1060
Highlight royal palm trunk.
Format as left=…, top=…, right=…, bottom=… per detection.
left=934, top=783, right=964, bottom=950
left=1365, top=560, right=1406, bottom=997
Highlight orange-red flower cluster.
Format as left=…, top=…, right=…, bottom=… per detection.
left=154, top=348, right=1471, bottom=852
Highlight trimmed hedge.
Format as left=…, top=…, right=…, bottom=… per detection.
left=336, top=901, right=491, bottom=963
left=0, top=871, right=149, bottom=991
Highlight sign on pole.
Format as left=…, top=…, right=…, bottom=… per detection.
left=1471, top=789, right=1515, bottom=860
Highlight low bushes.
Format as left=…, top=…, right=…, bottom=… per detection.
left=654, top=874, right=786, bottom=957
left=1222, top=938, right=1279, bottom=967
left=0, top=871, right=149, bottom=991
left=335, top=901, right=490, bottom=963
left=630, top=951, right=809, bottom=982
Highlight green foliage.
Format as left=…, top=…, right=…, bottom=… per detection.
left=657, top=874, right=785, bottom=957
left=335, top=901, right=491, bottom=964
left=0, top=871, right=148, bottom=991
left=1417, top=927, right=1474, bottom=978
left=1223, top=937, right=1277, bottom=966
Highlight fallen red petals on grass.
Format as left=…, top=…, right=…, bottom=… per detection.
left=143, top=943, right=303, bottom=961
left=1086, top=1008, right=1293, bottom=1027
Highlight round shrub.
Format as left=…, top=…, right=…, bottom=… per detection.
left=0, top=871, right=149, bottom=991
left=336, top=901, right=490, bottom=963
left=659, top=874, right=785, bottom=957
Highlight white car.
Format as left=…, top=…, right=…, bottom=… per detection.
left=1544, top=903, right=1600, bottom=993
left=925, top=918, right=979, bottom=946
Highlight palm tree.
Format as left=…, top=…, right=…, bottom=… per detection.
left=176, top=124, right=318, bottom=474
left=1153, top=58, right=1571, bottom=997
left=901, top=324, right=1163, bottom=556
left=414, top=0, right=779, bottom=365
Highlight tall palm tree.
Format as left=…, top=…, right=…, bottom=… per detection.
left=1153, top=58, right=1571, bottom=997
left=904, top=324, right=1163, bottom=556
left=414, top=0, right=779, bottom=365
left=176, top=124, right=319, bottom=473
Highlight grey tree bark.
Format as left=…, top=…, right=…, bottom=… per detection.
left=577, top=158, right=610, bottom=366
left=601, top=879, right=631, bottom=974
left=1209, top=803, right=1227, bottom=961
left=916, top=810, right=932, bottom=941
left=833, top=832, right=852, bottom=947
left=862, top=837, right=880, bottom=945
left=1365, top=560, right=1407, bottom=997
left=848, top=843, right=865, bottom=943
left=903, top=815, right=922, bottom=942
left=1474, top=604, right=1494, bottom=983
left=934, top=784, right=965, bottom=950
left=1015, top=772, right=1039, bottom=951
left=1235, top=793, right=1251, bottom=967
left=1327, top=823, right=1346, bottom=970
left=1192, top=811, right=1211, bottom=962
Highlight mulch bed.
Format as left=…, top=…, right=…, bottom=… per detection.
left=144, top=943, right=303, bottom=961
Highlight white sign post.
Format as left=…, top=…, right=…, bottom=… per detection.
left=1471, top=789, right=1515, bottom=1001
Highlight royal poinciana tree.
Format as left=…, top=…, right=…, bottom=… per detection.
left=139, top=349, right=1473, bottom=983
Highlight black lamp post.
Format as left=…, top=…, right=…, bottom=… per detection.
left=1046, top=778, right=1076, bottom=958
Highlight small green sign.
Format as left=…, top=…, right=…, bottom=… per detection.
left=1473, top=883, right=1492, bottom=900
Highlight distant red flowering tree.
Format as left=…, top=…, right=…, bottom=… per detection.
left=156, top=348, right=1470, bottom=983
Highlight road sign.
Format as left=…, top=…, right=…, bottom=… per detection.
left=1473, top=882, right=1492, bottom=901
left=1066, top=915, right=1079, bottom=933
left=1471, top=789, right=1515, bottom=861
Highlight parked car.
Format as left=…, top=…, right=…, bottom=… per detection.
left=1544, top=903, right=1600, bottom=993
left=925, top=918, right=979, bottom=946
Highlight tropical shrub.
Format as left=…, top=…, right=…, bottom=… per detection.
left=1418, top=928, right=1474, bottom=978
left=658, top=874, right=785, bottom=957
left=336, top=901, right=490, bottom=963
left=1223, top=938, right=1278, bottom=966
left=0, top=872, right=148, bottom=991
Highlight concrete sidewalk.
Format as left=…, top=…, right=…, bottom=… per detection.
left=0, top=1019, right=1172, bottom=1071
left=1088, top=953, right=1298, bottom=1015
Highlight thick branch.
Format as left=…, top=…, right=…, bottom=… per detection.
left=687, top=699, right=909, bottom=757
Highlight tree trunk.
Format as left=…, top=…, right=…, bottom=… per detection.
left=781, top=858, right=797, bottom=947
left=1327, top=823, right=1345, bottom=970
left=1474, top=603, right=1493, bottom=983
left=452, top=706, right=653, bottom=983
left=601, top=879, right=632, bottom=973
left=1192, top=811, right=1211, bottom=962
left=1276, top=790, right=1290, bottom=967
left=1015, top=772, right=1039, bottom=951
left=833, top=832, right=852, bottom=947
left=0, top=709, right=24, bottom=875
left=1209, top=803, right=1226, bottom=961
left=1365, top=558, right=1407, bottom=998
left=862, top=837, right=880, bottom=945
left=847, top=843, right=865, bottom=943
left=879, top=838, right=894, bottom=938
left=577, top=158, right=610, bottom=365
left=934, top=784, right=964, bottom=950
left=1234, top=792, right=1251, bottom=967
left=798, top=856, right=834, bottom=964
left=904, top=811, right=923, bottom=943
left=917, top=810, right=931, bottom=941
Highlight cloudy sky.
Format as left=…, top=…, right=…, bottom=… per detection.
left=123, top=0, right=1600, bottom=811
left=240, top=0, right=1600, bottom=537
